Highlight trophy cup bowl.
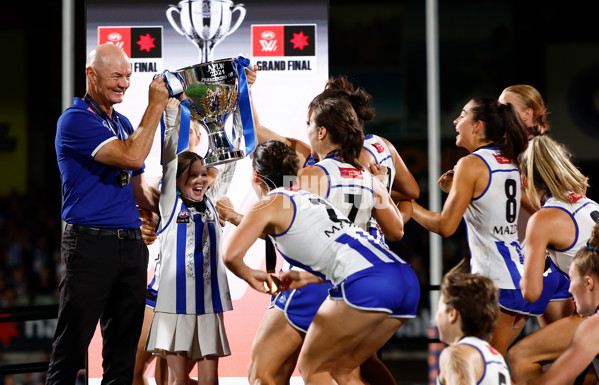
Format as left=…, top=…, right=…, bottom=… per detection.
left=176, top=58, right=244, bottom=166
left=167, top=0, right=246, bottom=63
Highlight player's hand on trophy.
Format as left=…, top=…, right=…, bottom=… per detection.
left=138, top=206, right=158, bottom=245
left=166, top=97, right=181, bottom=110
left=216, top=196, right=243, bottom=226
left=437, top=169, right=454, bottom=193
left=245, top=64, right=258, bottom=86
left=149, top=75, right=170, bottom=108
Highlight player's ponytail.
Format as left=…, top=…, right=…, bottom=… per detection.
left=470, top=97, right=527, bottom=166
left=308, top=97, right=365, bottom=169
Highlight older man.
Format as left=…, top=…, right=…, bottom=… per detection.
left=47, top=43, right=169, bottom=385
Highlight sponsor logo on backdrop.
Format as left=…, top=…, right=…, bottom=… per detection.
left=98, top=27, right=163, bottom=73
left=251, top=24, right=316, bottom=71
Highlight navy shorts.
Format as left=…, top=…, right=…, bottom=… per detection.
left=547, top=259, right=572, bottom=302
left=273, top=282, right=332, bottom=333
left=328, top=262, right=420, bottom=318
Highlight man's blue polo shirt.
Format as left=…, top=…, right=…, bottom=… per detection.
left=55, top=97, right=143, bottom=229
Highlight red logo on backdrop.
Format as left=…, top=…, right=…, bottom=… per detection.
left=98, top=27, right=162, bottom=58
left=252, top=25, right=316, bottom=57
left=99, top=27, right=131, bottom=54
left=252, top=25, right=285, bottom=57
left=492, top=154, right=511, bottom=164
left=339, top=167, right=363, bottom=179
left=371, top=142, right=385, bottom=153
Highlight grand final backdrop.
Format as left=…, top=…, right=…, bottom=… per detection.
left=86, top=0, right=328, bottom=383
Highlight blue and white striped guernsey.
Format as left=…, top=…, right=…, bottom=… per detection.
left=153, top=111, right=232, bottom=315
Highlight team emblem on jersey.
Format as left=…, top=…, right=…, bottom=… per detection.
left=177, top=209, right=190, bottom=223
left=371, top=142, right=385, bottom=153
left=567, top=192, right=585, bottom=202
left=492, top=154, right=511, bottom=164
left=487, top=345, right=501, bottom=356
left=339, top=167, right=363, bottom=179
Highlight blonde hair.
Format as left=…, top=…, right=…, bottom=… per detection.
left=521, top=135, right=588, bottom=210
left=502, top=85, right=550, bottom=135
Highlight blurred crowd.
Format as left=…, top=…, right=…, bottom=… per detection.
left=0, top=191, right=62, bottom=308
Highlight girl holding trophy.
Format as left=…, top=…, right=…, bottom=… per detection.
left=144, top=98, right=234, bottom=385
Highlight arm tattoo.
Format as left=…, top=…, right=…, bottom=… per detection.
left=441, top=347, right=476, bottom=385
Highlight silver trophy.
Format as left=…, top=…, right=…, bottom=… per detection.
left=167, top=0, right=246, bottom=63
left=177, top=58, right=244, bottom=166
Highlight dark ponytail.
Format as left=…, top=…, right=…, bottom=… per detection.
left=470, top=97, right=528, bottom=166
left=252, top=140, right=299, bottom=190
left=308, top=98, right=364, bottom=169
left=308, top=76, right=374, bottom=169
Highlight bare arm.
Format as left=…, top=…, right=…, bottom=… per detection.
left=372, top=176, right=404, bottom=241
left=95, top=77, right=169, bottom=170
left=412, top=155, right=482, bottom=237
left=523, top=315, right=599, bottom=385
left=222, top=194, right=293, bottom=293
left=249, top=83, right=312, bottom=165
left=383, top=137, right=420, bottom=200
left=520, top=208, right=577, bottom=302
left=132, top=173, right=160, bottom=213
left=297, top=165, right=329, bottom=197
left=215, top=196, right=244, bottom=226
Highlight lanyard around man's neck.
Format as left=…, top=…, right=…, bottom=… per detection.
left=83, top=93, right=123, bottom=140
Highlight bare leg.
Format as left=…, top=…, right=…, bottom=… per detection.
left=537, top=299, right=575, bottom=327
left=249, top=308, right=305, bottom=385
left=133, top=307, right=155, bottom=385
left=196, top=356, right=219, bottom=385
left=166, top=353, right=191, bottom=385
left=155, top=357, right=168, bottom=385
left=507, top=315, right=585, bottom=383
left=187, top=359, right=197, bottom=385
left=490, top=309, right=528, bottom=356
left=273, top=347, right=300, bottom=385
left=359, top=353, right=396, bottom=385
left=298, top=299, right=406, bottom=385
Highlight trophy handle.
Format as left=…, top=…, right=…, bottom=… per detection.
left=224, top=4, right=246, bottom=37
left=166, top=6, right=186, bottom=36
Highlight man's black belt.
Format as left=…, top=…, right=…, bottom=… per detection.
left=65, top=223, right=142, bottom=240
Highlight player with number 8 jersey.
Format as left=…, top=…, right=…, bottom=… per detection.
left=412, top=97, right=555, bottom=356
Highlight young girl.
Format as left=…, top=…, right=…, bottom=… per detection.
left=222, top=139, right=420, bottom=384
left=145, top=99, right=233, bottom=385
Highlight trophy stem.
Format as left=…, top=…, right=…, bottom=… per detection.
left=199, top=45, right=214, bottom=64
left=204, top=130, right=244, bottom=166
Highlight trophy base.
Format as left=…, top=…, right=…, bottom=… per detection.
left=203, top=148, right=245, bottom=166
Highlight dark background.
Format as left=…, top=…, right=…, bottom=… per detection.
left=1, top=1, right=598, bottom=384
